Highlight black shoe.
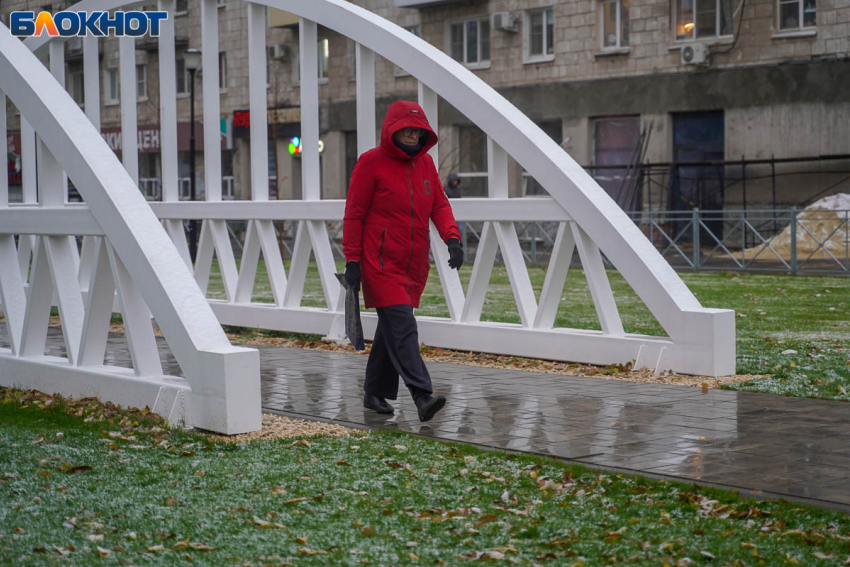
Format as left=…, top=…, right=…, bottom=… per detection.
left=415, top=394, right=446, bottom=422
left=364, top=394, right=394, bottom=414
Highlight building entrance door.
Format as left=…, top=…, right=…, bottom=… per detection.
left=671, top=111, right=725, bottom=241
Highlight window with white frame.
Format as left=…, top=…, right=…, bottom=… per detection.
left=601, top=0, right=630, bottom=49
left=219, top=52, right=227, bottom=90
left=176, top=53, right=188, bottom=95
left=136, top=64, right=148, bottom=101
left=318, top=38, right=329, bottom=82
left=292, top=39, right=330, bottom=83
left=676, top=0, right=733, bottom=40
left=68, top=68, right=85, bottom=106
left=526, top=8, right=554, bottom=60
left=779, top=0, right=816, bottom=30
left=449, top=17, right=491, bottom=66
left=105, top=68, right=119, bottom=105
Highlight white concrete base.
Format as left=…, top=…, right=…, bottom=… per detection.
left=0, top=349, right=191, bottom=426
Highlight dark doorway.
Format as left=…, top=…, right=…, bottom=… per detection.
left=670, top=111, right=724, bottom=241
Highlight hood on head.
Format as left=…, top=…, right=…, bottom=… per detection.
left=448, top=173, right=460, bottom=185
left=380, top=100, right=438, bottom=161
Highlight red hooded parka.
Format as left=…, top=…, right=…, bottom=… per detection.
left=343, top=101, right=461, bottom=309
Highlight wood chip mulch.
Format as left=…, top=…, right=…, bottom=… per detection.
left=206, top=413, right=364, bottom=443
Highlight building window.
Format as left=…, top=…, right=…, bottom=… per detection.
left=457, top=125, right=488, bottom=196
left=219, top=52, right=227, bottom=90
left=601, top=0, right=630, bottom=49
left=176, top=54, right=188, bottom=95
left=136, top=64, right=148, bottom=101
left=217, top=0, right=226, bottom=7
left=105, top=68, right=119, bottom=105
left=526, top=9, right=554, bottom=60
left=395, top=26, right=420, bottom=76
left=318, top=38, right=329, bottom=82
left=592, top=116, right=641, bottom=207
left=523, top=121, right=562, bottom=196
left=450, top=18, right=490, bottom=67
left=175, top=0, right=188, bottom=15
left=68, top=68, right=85, bottom=106
left=676, top=0, right=733, bottom=40
left=779, top=0, right=816, bottom=29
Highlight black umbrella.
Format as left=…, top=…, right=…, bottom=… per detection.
left=334, top=273, right=365, bottom=351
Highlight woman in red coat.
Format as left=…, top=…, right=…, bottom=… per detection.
left=343, top=100, right=463, bottom=422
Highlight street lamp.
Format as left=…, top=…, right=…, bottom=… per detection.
left=184, top=48, right=202, bottom=263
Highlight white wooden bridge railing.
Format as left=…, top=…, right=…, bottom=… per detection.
left=0, top=23, right=261, bottom=435
left=7, top=0, right=735, bottom=378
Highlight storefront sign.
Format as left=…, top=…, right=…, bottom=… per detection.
left=100, top=121, right=233, bottom=153
left=233, top=107, right=301, bottom=128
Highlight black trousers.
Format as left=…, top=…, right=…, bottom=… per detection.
left=364, top=305, right=432, bottom=400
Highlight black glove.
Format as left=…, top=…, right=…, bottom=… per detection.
left=344, top=261, right=361, bottom=292
left=447, top=238, right=464, bottom=270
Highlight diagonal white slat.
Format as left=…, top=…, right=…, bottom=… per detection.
left=209, top=220, right=239, bottom=301
left=247, top=2, right=269, bottom=201
left=571, top=223, right=624, bottom=336
left=283, top=221, right=313, bottom=307
left=533, top=222, right=576, bottom=329
left=493, top=222, right=537, bottom=327
left=78, top=236, right=97, bottom=291
left=158, top=0, right=179, bottom=202
left=19, top=237, right=53, bottom=357
left=307, top=221, right=345, bottom=312
left=283, top=221, right=311, bottom=308
left=44, top=235, right=86, bottom=365
left=77, top=238, right=115, bottom=367
left=355, top=43, right=376, bottom=156
left=193, top=220, right=215, bottom=296
left=460, top=221, right=499, bottom=323
left=235, top=220, right=287, bottom=305
left=106, top=244, right=164, bottom=377
left=119, top=35, right=139, bottom=185
left=299, top=18, right=321, bottom=201
left=429, top=223, right=465, bottom=321
left=418, top=82, right=438, bottom=164
left=0, top=235, right=26, bottom=355
left=163, top=219, right=192, bottom=270
left=201, top=0, right=222, bottom=201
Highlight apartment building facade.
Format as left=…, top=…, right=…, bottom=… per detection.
left=3, top=0, right=849, bottom=212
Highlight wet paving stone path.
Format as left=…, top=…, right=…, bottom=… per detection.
left=11, top=328, right=850, bottom=511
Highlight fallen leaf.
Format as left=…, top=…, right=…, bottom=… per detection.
left=296, top=536, right=309, bottom=544
left=271, top=485, right=287, bottom=495
left=700, top=551, right=716, bottom=559
left=285, top=497, right=307, bottom=504
left=87, top=534, right=104, bottom=542
left=67, top=466, right=92, bottom=474
left=253, top=516, right=271, bottom=527
left=96, top=546, right=111, bottom=558
left=361, top=526, right=377, bottom=536
left=475, top=514, right=499, bottom=527
left=335, top=460, right=350, bottom=466
left=297, top=548, right=328, bottom=555
left=180, top=451, right=195, bottom=457
left=147, top=545, right=165, bottom=552
left=165, top=496, right=178, bottom=506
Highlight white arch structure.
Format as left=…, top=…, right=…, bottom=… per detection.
left=2, top=0, right=734, bottom=399
left=0, top=21, right=260, bottom=435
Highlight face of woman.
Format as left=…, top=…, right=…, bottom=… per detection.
left=393, top=127, right=424, bottom=146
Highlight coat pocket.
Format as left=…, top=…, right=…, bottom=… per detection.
left=378, top=228, right=386, bottom=270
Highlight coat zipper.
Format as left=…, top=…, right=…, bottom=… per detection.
left=406, top=161, right=415, bottom=294
left=379, top=228, right=386, bottom=270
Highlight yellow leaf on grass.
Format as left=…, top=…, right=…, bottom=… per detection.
left=297, top=548, right=328, bottom=555
left=295, top=536, right=309, bottom=545
left=253, top=516, right=271, bottom=527
left=147, top=545, right=165, bottom=552
left=96, top=546, right=111, bottom=557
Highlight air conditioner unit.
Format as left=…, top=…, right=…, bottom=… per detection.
left=493, top=12, right=519, bottom=33
left=680, top=43, right=709, bottom=66
left=268, top=44, right=289, bottom=61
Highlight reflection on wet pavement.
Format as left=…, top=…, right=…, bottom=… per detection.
left=8, top=327, right=850, bottom=509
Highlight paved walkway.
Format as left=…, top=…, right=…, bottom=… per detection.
left=9, top=328, right=850, bottom=511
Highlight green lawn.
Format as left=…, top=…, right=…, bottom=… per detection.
left=206, top=259, right=849, bottom=402
left=2, top=392, right=850, bottom=566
